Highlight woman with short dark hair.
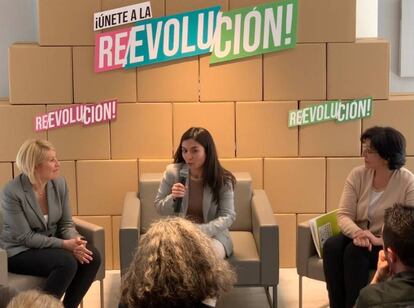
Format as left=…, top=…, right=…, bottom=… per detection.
left=360, top=126, right=406, bottom=170
left=323, top=126, right=414, bottom=308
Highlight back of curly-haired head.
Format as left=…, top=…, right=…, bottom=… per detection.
left=383, top=203, right=414, bottom=268
left=120, top=217, right=236, bottom=308
left=6, top=290, right=63, bottom=308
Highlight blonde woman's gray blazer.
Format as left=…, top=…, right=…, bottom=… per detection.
left=0, top=174, right=80, bottom=258
left=154, top=163, right=236, bottom=256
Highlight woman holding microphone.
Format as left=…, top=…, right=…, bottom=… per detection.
left=154, top=127, right=236, bottom=258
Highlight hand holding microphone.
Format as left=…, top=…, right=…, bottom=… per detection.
left=171, top=183, right=186, bottom=199
left=173, top=165, right=189, bottom=214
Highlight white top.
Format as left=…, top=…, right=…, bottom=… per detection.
left=368, top=189, right=384, bottom=224
left=43, top=214, right=48, bottom=224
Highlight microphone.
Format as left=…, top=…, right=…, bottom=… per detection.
left=174, top=165, right=189, bottom=214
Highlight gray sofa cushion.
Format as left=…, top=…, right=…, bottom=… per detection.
left=229, top=231, right=260, bottom=285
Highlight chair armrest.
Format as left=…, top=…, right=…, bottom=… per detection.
left=73, top=217, right=105, bottom=281
left=120, top=192, right=141, bottom=276
left=252, top=189, right=279, bottom=285
left=0, top=285, right=17, bottom=305
left=297, top=222, right=317, bottom=277
left=0, top=248, right=8, bottom=285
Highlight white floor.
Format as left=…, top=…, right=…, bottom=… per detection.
left=82, top=268, right=329, bottom=308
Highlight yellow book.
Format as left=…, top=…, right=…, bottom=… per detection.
left=309, top=209, right=340, bottom=258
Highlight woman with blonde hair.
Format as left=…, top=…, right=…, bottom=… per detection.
left=0, top=139, right=101, bottom=308
left=120, top=217, right=236, bottom=308
left=7, top=290, right=63, bottom=308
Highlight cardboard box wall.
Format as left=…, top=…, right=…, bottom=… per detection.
left=102, top=0, right=165, bottom=16
left=110, top=103, right=173, bottom=158
left=2, top=0, right=404, bottom=270
left=46, top=105, right=111, bottom=160
left=9, top=44, right=73, bottom=104
left=166, top=0, right=229, bottom=14
left=363, top=96, right=414, bottom=155
left=236, top=101, right=298, bottom=157
left=299, top=101, right=361, bottom=157
left=0, top=103, right=46, bottom=160
left=264, top=44, right=326, bottom=101
left=73, top=47, right=136, bottom=103
left=199, top=55, right=262, bottom=101
left=137, top=59, right=199, bottom=102
left=0, top=163, right=13, bottom=189
left=275, top=214, right=296, bottom=267
left=76, top=160, right=138, bottom=216
left=173, top=103, right=235, bottom=157
left=38, top=0, right=100, bottom=46
left=327, top=39, right=390, bottom=100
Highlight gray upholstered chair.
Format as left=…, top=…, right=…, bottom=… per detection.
left=0, top=212, right=106, bottom=308
left=297, top=222, right=375, bottom=308
left=297, top=221, right=325, bottom=308
left=120, top=172, right=279, bottom=308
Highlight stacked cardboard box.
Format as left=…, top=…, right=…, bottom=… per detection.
left=2, top=0, right=402, bottom=269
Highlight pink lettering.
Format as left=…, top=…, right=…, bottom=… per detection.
left=95, top=27, right=131, bottom=72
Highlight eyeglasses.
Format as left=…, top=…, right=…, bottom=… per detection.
left=362, top=146, right=377, bottom=154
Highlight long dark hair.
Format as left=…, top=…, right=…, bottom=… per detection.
left=173, top=127, right=236, bottom=203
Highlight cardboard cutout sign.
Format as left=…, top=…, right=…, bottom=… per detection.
left=35, top=100, right=117, bottom=131
left=288, top=98, right=373, bottom=127
left=210, top=0, right=297, bottom=63
left=95, top=6, right=220, bottom=72
left=94, top=1, right=297, bottom=72
left=94, top=2, right=152, bottom=31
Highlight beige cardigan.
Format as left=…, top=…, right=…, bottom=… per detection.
left=338, top=165, right=414, bottom=238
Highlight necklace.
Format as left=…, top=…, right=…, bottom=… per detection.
left=34, top=188, right=46, bottom=197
